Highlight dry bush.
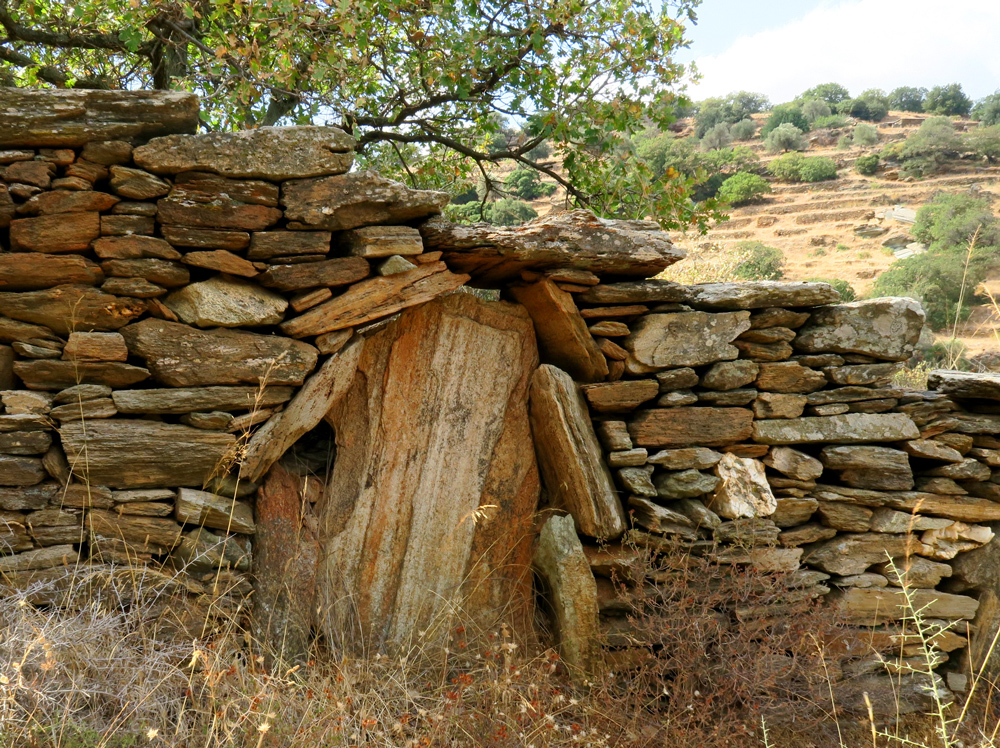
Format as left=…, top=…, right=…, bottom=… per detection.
left=587, top=540, right=846, bottom=748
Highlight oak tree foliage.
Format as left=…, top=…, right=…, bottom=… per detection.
left=0, top=0, right=721, bottom=230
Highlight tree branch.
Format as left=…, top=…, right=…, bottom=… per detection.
left=0, top=44, right=109, bottom=88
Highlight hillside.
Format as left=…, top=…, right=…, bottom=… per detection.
left=522, top=111, right=1000, bottom=360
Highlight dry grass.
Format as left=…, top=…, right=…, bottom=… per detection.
left=656, top=243, right=755, bottom=285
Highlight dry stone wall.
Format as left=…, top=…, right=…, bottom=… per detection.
left=2, top=90, right=1000, bottom=712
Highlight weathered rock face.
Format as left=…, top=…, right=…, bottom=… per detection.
left=0, top=90, right=199, bottom=146
left=316, top=294, right=540, bottom=651
left=419, top=210, right=685, bottom=284
left=60, top=420, right=236, bottom=488
left=530, top=365, right=625, bottom=539
left=282, top=171, right=448, bottom=231
left=133, top=126, right=354, bottom=180
left=794, top=298, right=925, bottom=361
left=624, top=311, right=750, bottom=368
left=122, top=318, right=318, bottom=386
left=685, top=281, right=841, bottom=310
left=0, top=254, right=104, bottom=291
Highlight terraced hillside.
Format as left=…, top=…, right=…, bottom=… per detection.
left=663, top=114, right=1000, bottom=358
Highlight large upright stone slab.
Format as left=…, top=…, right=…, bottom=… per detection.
left=532, top=514, right=599, bottom=678
left=509, top=279, right=608, bottom=383
left=133, top=126, right=354, bottom=180
left=794, top=298, right=925, bottom=361
left=529, top=365, right=625, bottom=539
left=624, top=311, right=750, bottom=367
left=0, top=89, right=199, bottom=147
left=60, top=420, right=236, bottom=489
left=316, top=294, right=540, bottom=652
left=420, top=210, right=684, bottom=284
left=282, top=171, right=448, bottom=231
left=122, top=318, right=318, bottom=386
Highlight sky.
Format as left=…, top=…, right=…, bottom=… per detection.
left=679, top=0, right=1000, bottom=104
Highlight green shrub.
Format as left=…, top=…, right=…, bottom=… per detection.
left=972, top=91, right=1000, bottom=126
left=836, top=243, right=851, bottom=251
left=913, top=192, right=1000, bottom=251
left=966, top=124, right=1000, bottom=163
left=853, top=123, right=879, bottom=146
left=924, top=83, right=973, bottom=116
left=767, top=153, right=836, bottom=182
left=716, top=172, right=771, bottom=205
left=811, top=247, right=827, bottom=257
left=811, top=114, right=849, bottom=129
left=761, top=104, right=809, bottom=136
left=797, top=157, right=837, bottom=182
left=855, top=154, right=880, bottom=175
left=764, top=123, right=806, bottom=153
left=802, top=99, right=831, bottom=123
left=889, top=86, right=928, bottom=113
left=694, top=91, right=770, bottom=137
left=767, top=152, right=806, bottom=181
left=837, top=134, right=852, bottom=149
left=806, top=278, right=856, bottom=301
left=446, top=197, right=538, bottom=226
left=898, top=117, right=962, bottom=177
left=733, top=241, right=784, bottom=280
left=839, top=95, right=888, bottom=122
left=701, top=122, right=732, bottom=151
left=504, top=168, right=556, bottom=200
left=872, top=251, right=983, bottom=329
left=730, top=118, right=756, bottom=141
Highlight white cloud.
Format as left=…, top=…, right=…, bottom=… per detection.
left=686, top=0, right=1000, bottom=103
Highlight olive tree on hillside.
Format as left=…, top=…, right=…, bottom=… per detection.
left=889, top=86, right=927, bottom=112
left=924, top=84, right=973, bottom=116
left=798, top=83, right=850, bottom=107
left=972, top=91, right=1000, bottom=126
left=0, top=0, right=718, bottom=229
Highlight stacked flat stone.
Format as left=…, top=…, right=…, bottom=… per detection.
left=4, top=90, right=1000, bottom=714
left=512, top=273, right=1000, bottom=712
left=0, top=92, right=470, bottom=619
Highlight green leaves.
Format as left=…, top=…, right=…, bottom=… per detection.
left=2, top=0, right=716, bottom=229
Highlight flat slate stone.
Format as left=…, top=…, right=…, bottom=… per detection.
left=257, top=257, right=371, bottom=292
left=122, top=318, right=318, bottom=386
left=927, top=370, right=1000, bottom=401
left=794, top=297, right=925, bottom=361
left=0, top=285, right=144, bottom=338
left=108, top=165, right=171, bottom=200
left=13, top=360, right=150, bottom=389
left=752, top=413, right=920, bottom=444
left=624, top=311, right=750, bottom=368
left=61, top=419, right=237, bottom=489
left=247, top=231, right=331, bottom=260
left=134, top=126, right=354, bottom=180
left=157, top=193, right=282, bottom=231
left=577, top=279, right=688, bottom=305
left=0, top=89, right=199, bottom=147
left=9, top=212, right=101, bottom=253
left=113, top=386, right=294, bottom=414
left=0, top=254, right=104, bottom=291
left=282, top=170, right=448, bottom=231
left=175, top=488, right=256, bottom=534
left=280, top=262, right=469, bottom=338
left=420, top=210, right=684, bottom=285
left=629, top=407, right=754, bottom=448
left=17, top=190, right=119, bottom=215
left=161, top=225, right=250, bottom=251
left=685, top=281, right=841, bottom=310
